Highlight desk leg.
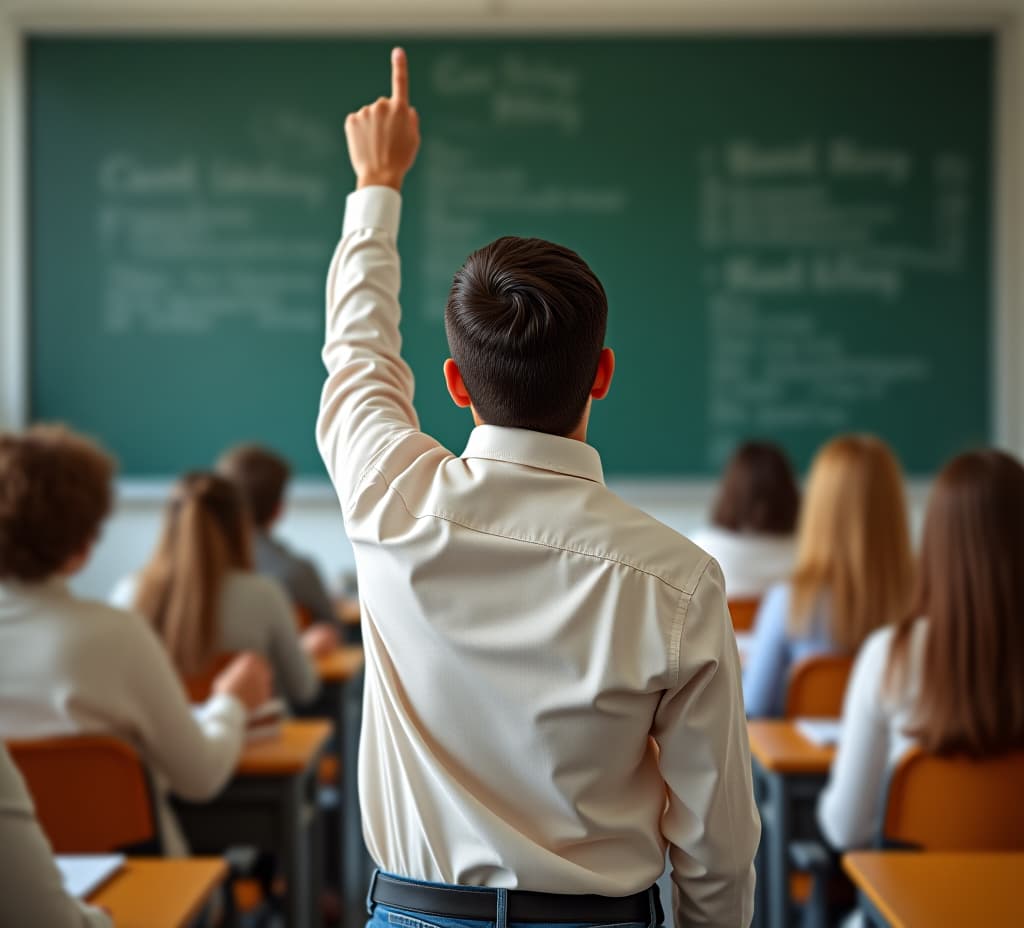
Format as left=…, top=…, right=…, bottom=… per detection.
left=284, top=770, right=322, bottom=928
left=752, top=763, right=768, bottom=928
left=764, top=771, right=791, bottom=928
left=344, top=670, right=370, bottom=924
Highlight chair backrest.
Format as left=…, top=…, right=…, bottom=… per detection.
left=8, top=735, right=159, bottom=854
left=784, top=655, right=853, bottom=719
left=728, top=598, right=760, bottom=632
left=294, top=605, right=313, bottom=631
left=181, top=652, right=238, bottom=703
left=881, top=747, right=1024, bottom=850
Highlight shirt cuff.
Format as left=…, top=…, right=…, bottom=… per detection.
left=343, top=186, right=402, bottom=239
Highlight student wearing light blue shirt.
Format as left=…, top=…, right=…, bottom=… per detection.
left=743, top=435, right=915, bottom=718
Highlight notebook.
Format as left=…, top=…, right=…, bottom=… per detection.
left=246, top=698, right=287, bottom=743
left=795, top=718, right=841, bottom=747
left=56, top=855, right=125, bottom=899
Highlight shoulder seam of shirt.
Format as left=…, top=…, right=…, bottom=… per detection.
left=344, top=430, right=421, bottom=516
left=369, top=464, right=696, bottom=595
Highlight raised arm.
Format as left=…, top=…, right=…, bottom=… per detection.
left=654, top=561, right=761, bottom=926
left=317, top=48, right=424, bottom=506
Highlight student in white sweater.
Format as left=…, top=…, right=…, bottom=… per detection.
left=0, top=426, right=271, bottom=857
left=690, top=441, right=799, bottom=600
left=819, top=449, right=1024, bottom=850
left=112, top=472, right=321, bottom=708
left=0, top=743, right=112, bottom=928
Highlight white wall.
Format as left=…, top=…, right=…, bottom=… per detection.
left=0, top=0, right=1020, bottom=598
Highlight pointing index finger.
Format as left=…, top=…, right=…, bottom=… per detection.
left=391, top=47, right=409, bottom=104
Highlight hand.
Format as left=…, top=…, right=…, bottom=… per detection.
left=212, top=652, right=273, bottom=712
left=345, top=47, right=420, bottom=191
left=301, top=622, right=340, bottom=658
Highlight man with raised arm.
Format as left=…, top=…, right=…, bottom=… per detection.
left=318, top=48, right=759, bottom=928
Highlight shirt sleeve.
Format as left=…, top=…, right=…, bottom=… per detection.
left=0, top=747, right=114, bottom=928
left=263, top=580, right=320, bottom=707
left=654, top=560, right=761, bottom=927
left=817, top=628, right=894, bottom=850
left=742, top=583, right=792, bottom=718
left=317, top=186, right=422, bottom=509
left=119, top=615, right=247, bottom=801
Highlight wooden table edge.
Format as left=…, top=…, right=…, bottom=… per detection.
left=89, top=857, right=229, bottom=928
left=236, top=718, right=334, bottom=777
left=842, top=852, right=904, bottom=928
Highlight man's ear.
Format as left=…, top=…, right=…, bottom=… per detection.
left=590, top=347, right=615, bottom=400
left=443, top=358, right=473, bottom=408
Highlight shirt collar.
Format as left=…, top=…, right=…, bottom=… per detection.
left=461, top=425, right=605, bottom=485
left=0, top=576, right=70, bottom=601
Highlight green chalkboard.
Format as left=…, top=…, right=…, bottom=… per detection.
left=29, top=35, right=993, bottom=477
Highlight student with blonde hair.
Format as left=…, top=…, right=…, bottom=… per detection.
left=0, top=426, right=270, bottom=857
left=112, top=472, right=320, bottom=707
left=819, top=449, right=1024, bottom=848
left=743, top=434, right=915, bottom=718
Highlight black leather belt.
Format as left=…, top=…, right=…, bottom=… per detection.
left=370, top=872, right=662, bottom=924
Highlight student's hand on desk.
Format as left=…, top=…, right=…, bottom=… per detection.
left=212, top=652, right=273, bottom=713
left=301, top=623, right=340, bottom=658
left=345, top=47, right=420, bottom=191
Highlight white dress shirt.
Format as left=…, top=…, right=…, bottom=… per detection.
left=688, top=527, right=796, bottom=600
left=0, top=579, right=246, bottom=856
left=818, top=621, right=926, bottom=850
left=316, top=187, right=760, bottom=926
left=0, top=744, right=112, bottom=928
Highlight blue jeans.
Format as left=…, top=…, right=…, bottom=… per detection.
left=365, top=871, right=663, bottom=928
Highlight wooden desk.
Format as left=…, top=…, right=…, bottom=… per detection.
left=315, top=645, right=364, bottom=683
left=748, top=721, right=836, bottom=928
left=87, top=858, right=227, bottom=928
left=174, top=719, right=332, bottom=928
left=843, top=852, right=1024, bottom=927
left=309, top=646, right=367, bottom=923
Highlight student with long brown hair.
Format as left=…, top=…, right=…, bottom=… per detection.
left=819, top=449, right=1024, bottom=848
left=743, top=435, right=915, bottom=717
left=112, top=472, right=320, bottom=707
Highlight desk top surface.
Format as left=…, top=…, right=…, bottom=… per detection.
left=316, top=645, right=364, bottom=683
left=88, top=858, right=227, bottom=928
left=843, top=852, right=1024, bottom=928
left=237, top=718, right=333, bottom=776
left=747, top=720, right=835, bottom=774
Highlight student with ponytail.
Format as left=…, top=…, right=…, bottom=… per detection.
left=819, top=449, right=1024, bottom=849
left=113, top=473, right=320, bottom=707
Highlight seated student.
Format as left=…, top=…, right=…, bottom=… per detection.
left=743, top=434, right=915, bottom=718
left=0, top=426, right=270, bottom=856
left=819, top=449, right=1024, bottom=849
left=216, top=443, right=350, bottom=641
left=691, top=440, right=800, bottom=599
left=0, top=743, right=113, bottom=928
left=112, top=472, right=320, bottom=707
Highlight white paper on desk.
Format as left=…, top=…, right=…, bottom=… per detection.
left=56, top=855, right=124, bottom=899
left=796, top=718, right=841, bottom=746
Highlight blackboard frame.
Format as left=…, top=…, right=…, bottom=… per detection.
left=1, top=6, right=1020, bottom=495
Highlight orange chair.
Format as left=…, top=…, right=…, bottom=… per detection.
left=181, top=653, right=237, bottom=702
left=880, top=747, right=1024, bottom=850
left=784, top=655, right=853, bottom=719
left=728, top=598, right=760, bottom=632
left=294, top=606, right=313, bottom=632
left=8, top=735, right=159, bottom=854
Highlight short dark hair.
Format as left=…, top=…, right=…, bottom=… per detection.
left=445, top=236, right=608, bottom=437
left=216, top=444, right=290, bottom=530
left=711, top=441, right=800, bottom=535
left=0, top=425, right=115, bottom=581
